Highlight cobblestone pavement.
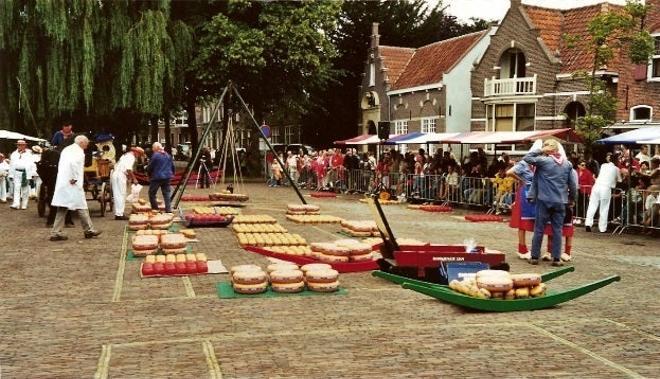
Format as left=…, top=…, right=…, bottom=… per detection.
left=0, top=183, right=658, bottom=378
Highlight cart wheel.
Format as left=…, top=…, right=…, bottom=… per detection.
left=99, top=182, right=108, bottom=217
left=37, top=184, right=47, bottom=217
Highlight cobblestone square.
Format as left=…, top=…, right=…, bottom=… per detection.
left=0, top=183, right=658, bottom=378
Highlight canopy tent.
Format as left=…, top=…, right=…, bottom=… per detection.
left=383, top=131, right=426, bottom=145
left=596, top=127, right=660, bottom=145
left=442, top=128, right=581, bottom=144
left=0, top=130, right=47, bottom=143
left=334, top=134, right=394, bottom=145
left=636, top=138, right=660, bottom=144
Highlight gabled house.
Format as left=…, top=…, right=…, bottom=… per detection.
left=470, top=0, right=660, bottom=138
left=358, top=23, right=494, bottom=141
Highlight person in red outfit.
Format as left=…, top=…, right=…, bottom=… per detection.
left=575, top=160, right=595, bottom=222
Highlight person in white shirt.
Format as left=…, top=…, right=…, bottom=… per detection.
left=285, top=151, right=299, bottom=184
left=0, top=153, right=10, bottom=202
left=585, top=152, right=622, bottom=233
left=635, top=145, right=651, bottom=164
left=49, top=135, right=101, bottom=241
left=111, top=147, right=144, bottom=220
left=9, top=140, right=37, bottom=209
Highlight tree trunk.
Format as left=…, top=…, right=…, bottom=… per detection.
left=186, top=98, right=198, bottom=153
left=164, top=110, right=172, bottom=155
left=150, top=115, right=159, bottom=144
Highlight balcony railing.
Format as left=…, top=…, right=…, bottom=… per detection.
left=484, top=75, right=537, bottom=97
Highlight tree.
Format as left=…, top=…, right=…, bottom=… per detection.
left=0, top=1, right=193, bottom=144
left=303, top=0, right=487, bottom=146
left=568, top=0, right=655, bottom=151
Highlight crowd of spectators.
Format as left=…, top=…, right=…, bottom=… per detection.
left=265, top=144, right=660, bottom=230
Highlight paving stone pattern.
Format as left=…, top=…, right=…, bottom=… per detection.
left=0, top=184, right=657, bottom=378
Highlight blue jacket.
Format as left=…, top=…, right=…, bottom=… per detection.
left=147, top=151, right=174, bottom=181
left=523, top=148, right=577, bottom=204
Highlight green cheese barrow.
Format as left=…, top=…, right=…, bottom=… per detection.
left=372, top=267, right=621, bottom=312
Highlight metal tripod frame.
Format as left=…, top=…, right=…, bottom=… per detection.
left=171, top=81, right=307, bottom=209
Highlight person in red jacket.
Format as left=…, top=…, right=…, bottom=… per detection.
left=575, top=160, right=595, bottom=222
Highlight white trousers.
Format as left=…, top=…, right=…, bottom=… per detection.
left=11, top=173, right=30, bottom=209
left=585, top=185, right=612, bottom=232
left=0, top=176, right=7, bottom=201
left=111, top=173, right=127, bottom=216
left=30, top=176, right=42, bottom=198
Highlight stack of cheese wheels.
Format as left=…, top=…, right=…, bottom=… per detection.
left=303, top=266, right=340, bottom=292
left=233, top=215, right=277, bottom=224
left=310, top=242, right=350, bottom=263
left=509, top=273, right=545, bottom=299
left=286, top=203, right=320, bottom=215
left=231, top=265, right=268, bottom=294
left=340, top=220, right=378, bottom=237
left=334, top=239, right=374, bottom=262
left=160, top=233, right=187, bottom=254
left=132, top=235, right=159, bottom=256
left=150, top=213, right=174, bottom=230
left=266, top=262, right=299, bottom=273
left=270, top=268, right=305, bottom=293
left=136, top=229, right=168, bottom=237
left=131, top=202, right=152, bottom=214
left=128, top=214, right=150, bottom=231
left=449, top=270, right=546, bottom=300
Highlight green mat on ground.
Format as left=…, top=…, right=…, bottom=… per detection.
left=126, top=245, right=193, bottom=261
left=216, top=282, right=347, bottom=299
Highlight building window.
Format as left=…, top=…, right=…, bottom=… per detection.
left=284, top=126, right=297, bottom=144
left=487, top=103, right=535, bottom=132
left=649, top=35, right=660, bottom=80
left=394, top=120, right=408, bottom=135
left=369, top=62, right=375, bottom=87
left=630, top=105, right=652, bottom=121
left=271, top=127, right=280, bottom=144
left=421, top=117, right=437, bottom=133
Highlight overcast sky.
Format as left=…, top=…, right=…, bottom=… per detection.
left=440, top=0, right=631, bottom=23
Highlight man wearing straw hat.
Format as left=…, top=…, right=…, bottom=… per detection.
left=50, top=135, right=101, bottom=241
left=9, top=140, right=37, bottom=210
left=523, top=139, right=577, bottom=267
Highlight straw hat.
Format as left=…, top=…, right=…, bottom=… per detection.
left=32, top=146, right=43, bottom=154
left=16, top=140, right=27, bottom=145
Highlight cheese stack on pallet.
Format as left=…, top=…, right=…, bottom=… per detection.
left=340, top=220, right=379, bottom=237
left=236, top=232, right=307, bottom=247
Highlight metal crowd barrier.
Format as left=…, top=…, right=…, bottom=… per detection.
left=616, top=189, right=660, bottom=234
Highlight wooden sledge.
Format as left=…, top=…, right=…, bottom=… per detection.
left=372, top=268, right=621, bottom=312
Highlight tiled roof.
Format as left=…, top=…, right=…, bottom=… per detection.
left=522, top=3, right=624, bottom=74
left=388, top=31, right=486, bottom=90
left=522, top=5, right=563, bottom=53
left=378, top=46, right=415, bottom=86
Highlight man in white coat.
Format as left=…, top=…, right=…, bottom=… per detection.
left=50, top=135, right=102, bottom=241
left=0, top=153, right=9, bottom=202
left=111, top=147, right=144, bottom=220
left=9, top=140, right=37, bottom=209
left=585, top=152, right=622, bottom=233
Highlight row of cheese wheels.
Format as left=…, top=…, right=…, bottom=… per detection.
left=232, top=223, right=287, bottom=234
left=236, top=232, right=307, bottom=247
left=232, top=215, right=278, bottom=224
left=141, top=253, right=208, bottom=276
left=230, top=263, right=339, bottom=294
left=285, top=215, right=343, bottom=224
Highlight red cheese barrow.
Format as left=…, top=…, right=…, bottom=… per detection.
left=366, top=196, right=508, bottom=284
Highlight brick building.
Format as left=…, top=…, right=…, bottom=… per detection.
left=358, top=23, right=493, bottom=142
left=470, top=0, right=660, bottom=141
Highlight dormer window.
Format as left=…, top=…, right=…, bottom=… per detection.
left=630, top=105, right=652, bottom=122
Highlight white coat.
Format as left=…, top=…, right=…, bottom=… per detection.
left=51, top=143, right=88, bottom=210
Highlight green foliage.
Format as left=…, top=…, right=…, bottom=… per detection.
left=567, top=0, right=654, bottom=146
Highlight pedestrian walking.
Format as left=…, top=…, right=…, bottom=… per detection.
left=147, top=142, right=174, bottom=213
left=111, top=147, right=144, bottom=220
left=584, top=153, right=622, bottom=233
left=49, top=135, right=101, bottom=241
